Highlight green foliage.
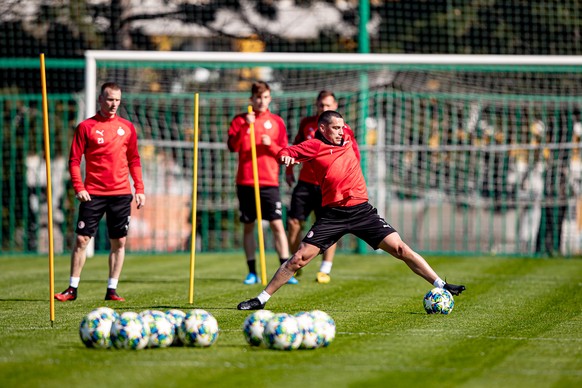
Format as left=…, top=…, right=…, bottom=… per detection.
left=1, top=253, right=582, bottom=387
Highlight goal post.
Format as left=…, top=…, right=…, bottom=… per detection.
left=84, top=50, right=582, bottom=256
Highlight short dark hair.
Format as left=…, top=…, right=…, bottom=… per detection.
left=100, top=82, right=121, bottom=95
left=318, top=110, right=343, bottom=127
left=251, top=81, right=270, bottom=96
left=316, top=90, right=336, bottom=102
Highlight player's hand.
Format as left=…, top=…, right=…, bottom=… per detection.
left=261, top=134, right=272, bottom=146
left=281, top=155, right=299, bottom=167
left=76, top=190, right=91, bottom=202
left=245, top=112, right=256, bottom=124
left=135, top=193, right=146, bottom=209
left=286, top=172, right=296, bottom=187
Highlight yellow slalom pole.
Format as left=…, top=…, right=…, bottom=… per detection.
left=40, top=53, right=55, bottom=325
left=248, top=106, right=268, bottom=285
left=189, top=93, right=200, bottom=304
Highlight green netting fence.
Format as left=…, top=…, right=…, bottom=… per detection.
left=2, top=59, right=581, bottom=256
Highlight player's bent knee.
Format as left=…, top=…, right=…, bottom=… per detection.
left=76, top=235, right=92, bottom=249
left=288, top=218, right=301, bottom=231
left=286, top=256, right=302, bottom=271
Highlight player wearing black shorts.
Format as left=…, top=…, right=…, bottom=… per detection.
left=55, top=82, right=145, bottom=302
left=238, top=110, right=465, bottom=310
left=75, top=195, right=133, bottom=238
left=228, top=81, right=296, bottom=285
left=285, top=90, right=360, bottom=284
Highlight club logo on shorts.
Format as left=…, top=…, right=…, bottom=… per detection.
left=307, top=231, right=314, bottom=238
left=77, top=221, right=85, bottom=229
left=117, top=127, right=125, bottom=136
left=380, top=218, right=392, bottom=228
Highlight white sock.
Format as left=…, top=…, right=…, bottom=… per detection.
left=433, top=278, right=446, bottom=288
left=257, top=290, right=271, bottom=304
left=107, top=278, right=119, bottom=289
left=69, top=277, right=80, bottom=288
left=319, top=261, right=333, bottom=274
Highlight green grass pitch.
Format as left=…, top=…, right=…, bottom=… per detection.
left=1, top=252, right=581, bottom=387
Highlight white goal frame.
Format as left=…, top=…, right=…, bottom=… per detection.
left=84, top=50, right=582, bottom=118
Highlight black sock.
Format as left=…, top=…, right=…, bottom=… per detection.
left=247, top=260, right=256, bottom=274
left=279, top=257, right=289, bottom=265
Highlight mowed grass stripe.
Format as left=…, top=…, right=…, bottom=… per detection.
left=420, top=258, right=582, bottom=387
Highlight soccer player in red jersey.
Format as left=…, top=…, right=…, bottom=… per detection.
left=285, top=90, right=360, bottom=284
left=238, top=110, right=465, bottom=310
left=227, top=81, right=296, bottom=285
left=55, top=82, right=145, bottom=302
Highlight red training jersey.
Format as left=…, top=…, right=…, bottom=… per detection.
left=278, top=133, right=367, bottom=208
left=286, top=115, right=360, bottom=184
left=69, top=114, right=144, bottom=196
left=227, top=110, right=288, bottom=187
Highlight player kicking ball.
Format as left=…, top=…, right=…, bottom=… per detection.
left=237, top=110, right=465, bottom=310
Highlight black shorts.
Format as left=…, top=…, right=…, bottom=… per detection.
left=237, top=185, right=283, bottom=223
left=75, top=194, right=133, bottom=239
left=288, top=180, right=322, bottom=221
left=302, top=202, right=396, bottom=252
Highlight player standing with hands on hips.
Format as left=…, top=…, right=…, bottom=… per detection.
left=286, top=90, right=360, bottom=284
left=237, top=110, right=465, bottom=310
left=55, top=82, right=145, bottom=302
left=227, top=81, right=297, bottom=285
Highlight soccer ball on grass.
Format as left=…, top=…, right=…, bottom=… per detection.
left=178, top=309, right=219, bottom=347
left=262, top=313, right=302, bottom=350
left=242, top=309, right=274, bottom=347
left=310, top=310, right=336, bottom=347
left=110, top=311, right=150, bottom=350
left=165, top=309, right=186, bottom=346
left=140, top=310, right=175, bottom=348
left=79, top=307, right=119, bottom=349
left=294, top=311, right=321, bottom=349
left=423, top=287, right=455, bottom=314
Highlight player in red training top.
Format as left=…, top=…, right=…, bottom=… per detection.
left=286, top=90, right=360, bottom=284
left=55, top=82, right=145, bottom=302
left=227, top=81, right=296, bottom=285
left=237, top=110, right=465, bottom=310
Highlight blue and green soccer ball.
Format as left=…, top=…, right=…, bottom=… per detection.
left=262, top=313, right=302, bottom=350
left=79, top=307, right=119, bottom=349
left=178, top=309, right=219, bottom=347
left=140, top=310, right=175, bottom=348
left=310, top=310, right=336, bottom=348
left=423, top=287, right=455, bottom=314
left=242, top=309, right=274, bottom=347
left=110, top=312, right=150, bottom=350
left=165, top=309, right=186, bottom=346
left=294, top=311, right=320, bottom=349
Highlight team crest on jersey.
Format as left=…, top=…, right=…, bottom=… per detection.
left=117, top=127, right=125, bottom=136
left=264, top=120, right=273, bottom=129
left=307, top=127, right=316, bottom=139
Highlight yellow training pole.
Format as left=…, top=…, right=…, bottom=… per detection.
left=189, top=93, right=200, bottom=304
left=40, top=53, right=55, bottom=325
left=248, top=105, right=268, bottom=285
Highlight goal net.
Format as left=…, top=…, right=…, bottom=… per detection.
left=85, top=51, right=582, bottom=256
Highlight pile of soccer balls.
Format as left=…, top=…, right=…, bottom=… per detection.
left=79, top=307, right=219, bottom=350
left=242, top=309, right=336, bottom=350
left=423, top=287, right=455, bottom=314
